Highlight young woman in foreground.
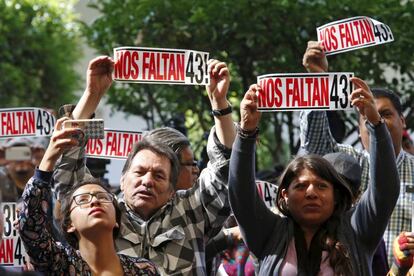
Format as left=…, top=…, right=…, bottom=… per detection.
left=18, top=117, right=158, bottom=275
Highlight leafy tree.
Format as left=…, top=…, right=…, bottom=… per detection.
left=0, top=0, right=82, bottom=110
left=84, top=0, right=414, bottom=169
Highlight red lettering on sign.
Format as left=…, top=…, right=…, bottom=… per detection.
left=176, top=54, right=185, bottom=81
left=86, top=138, right=103, bottom=155
left=321, top=26, right=338, bottom=52
left=131, top=51, right=139, bottom=79
left=114, top=51, right=124, bottom=79
left=0, top=111, right=35, bottom=136
left=147, top=52, right=157, bottom=80
left=0, top=239, right=14, bottom=264
left=256, top=183, right=263, bottom=200
left=361, top=18, right=375, bottom=43
left=286, top=78, right=293, bottom=107
left=339, top=19, right=375, bottom=49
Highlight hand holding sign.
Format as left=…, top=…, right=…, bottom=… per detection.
left=303, top=41, right=328, bottom=73
left=207, top=59, right=231, bottom=109
left=317, top=16, right=394, bottom=55
left=349, top=77, right=382, bottom=125
left=39, top=117, right=81, bottom=171
left=86, top=56, right=114, bottom=96
left=240, top=85, right=262, bottom=132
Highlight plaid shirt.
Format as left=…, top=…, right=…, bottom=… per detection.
left=53, top=125, right=231, bottom=276
left=300, top=110, right=414, bottom=264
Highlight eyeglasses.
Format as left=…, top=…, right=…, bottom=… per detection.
left=180, top=160, right=198, bottom=167
left=72, top=192, right=115, bottom=206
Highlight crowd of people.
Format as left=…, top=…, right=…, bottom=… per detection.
left=0, top=40, right=414, bottom=276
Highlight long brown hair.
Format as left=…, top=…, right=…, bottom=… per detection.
left=276, top=154, right=353, bottom=275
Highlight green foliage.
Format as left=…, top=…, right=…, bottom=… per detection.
left=0, top=0, right=82, bottom=110
left=84, top=0, right=414, bottom=169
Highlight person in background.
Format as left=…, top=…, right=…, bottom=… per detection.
left=402, top=130, right=414, bottom=155
left=0, top=137, right=48, bottom=202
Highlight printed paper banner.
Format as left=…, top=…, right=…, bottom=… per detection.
left=317, top=16, right=394, bottom=55
left=0, top=108, right=56, bottom=138
left=113, top=47, right=210, bottom=85
left=257, top=72, right=354, bottom=111
left=256, top=181, right=278, bottom=209
left=1, top=203, right=28, bottom=267
left=85, top=129, right=144, bottom=159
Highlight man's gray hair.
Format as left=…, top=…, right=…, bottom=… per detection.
left=143, top=127, right=190, bottom=159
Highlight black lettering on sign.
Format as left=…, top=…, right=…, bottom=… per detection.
left=185, top=52, right=194, bottom=83
left=330, top=75, right=339, bottom=108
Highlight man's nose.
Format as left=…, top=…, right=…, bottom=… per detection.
left=141, top=172, right=155, bottom=187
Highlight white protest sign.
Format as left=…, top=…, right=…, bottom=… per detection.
left=0, top=108, right=55, bottom=138
left=256, top=181, right=278, bottom=209
left=317, top=16, right=394, bottom=55
left=85, top=129, right=144, bottom=159
left=257, top=73, right=354, bottom=111
left=113, top=47, right=210, bottom=85
left=1, top=203, right=27, bottom=267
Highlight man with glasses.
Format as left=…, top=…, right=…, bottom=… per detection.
left=53, top=57, right=236, bottom=275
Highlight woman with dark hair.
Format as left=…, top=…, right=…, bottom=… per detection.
left=18, top=117, right=158, bottom=275
left=229, top=78, right=400, bottom=275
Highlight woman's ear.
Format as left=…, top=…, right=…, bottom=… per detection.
left=115, top=222, right=119, bottom=228
left=67, top=223, right=76, bottom=233
left=281, top=188, right=288, bottom=200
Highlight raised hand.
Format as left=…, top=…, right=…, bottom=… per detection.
left=393, top=232, right=414, bottom=268
left=302, top=41, right=329, bottom=73
left=86, top=56, right=114, bottom=96
left=39, top=117, right=82, bottom=171
left=349, top=77, right=382, bottom=125
left=240, top=84, right=262, bottom=132
left=206, top=59, right=230, bottom=109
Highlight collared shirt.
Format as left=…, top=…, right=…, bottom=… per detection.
left=54, top=126, right=232, bottom=275
left=300, top=110, right=414, bottom=264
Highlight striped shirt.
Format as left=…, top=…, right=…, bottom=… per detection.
left=53, top=126, right=232, bottom=275
left=299, top=110, right=414, bottom=265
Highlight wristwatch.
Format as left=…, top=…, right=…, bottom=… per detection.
left=210, top=105, right=233, bottom=117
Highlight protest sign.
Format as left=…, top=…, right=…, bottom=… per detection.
left=113, top=47, right=210, bottom=85
left=257, top=72, right=354, bottom=111
left=317, top=16, right=393, bottom=55
left=256, top=180, right=278, bottom=209
left=0, top=203, right=27, bottom=267
left=85, top=129, right=144, bottom=159
left=0, top=108, right=55, bottom=138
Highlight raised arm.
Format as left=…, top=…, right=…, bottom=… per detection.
left=52, top=56, right=112, bottom=198
left=19, top=118, right=79, bottom=272
left=229, top=85, right=278, bottom=257
left=299, top=41, right=339, bottom=155
left=187, top=60, right=237, bottom=238
left=72, top=56, right=114, bottom=119
left=207, top=59, right=236, bottom=148
left=350, top=77, right=400, bottom=250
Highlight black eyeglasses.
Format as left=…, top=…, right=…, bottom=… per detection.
left=180, top=160, right=198, bottom=167
left=72, top=192, right=115, bottom=206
